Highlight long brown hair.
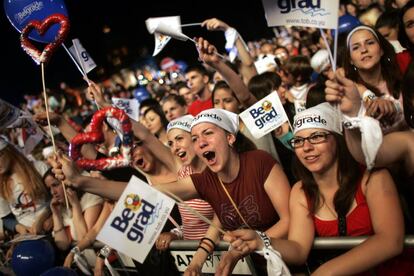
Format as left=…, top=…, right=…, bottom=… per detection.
left=292, top=133, right=361, bottom=216
left=343, top=26, right=401, bottom=99
left=0, top=145, right=47, bottom=202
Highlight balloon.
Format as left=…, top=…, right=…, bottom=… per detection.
left=133, top=86, right=151, bottom=103
left=41, top=267, right=78, bottom=276
left=176, top=60, right=188, bottom=72
left=20, top=13, right=70, bottom=64
left=331, top=14, right=360, bottom=37
left=69, top=106, right=133, bottom=170
left=12, top=239, right=55, bottom=276
left=4, top=0, right=68, bottom=43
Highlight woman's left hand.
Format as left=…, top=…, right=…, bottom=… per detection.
left=215, top=249, right=244, bottom=276
left=155, top=232, right=179, bottom=251
left=196, top=37, right=220, bottom=66
left=365, top=98, right=396, bottom=121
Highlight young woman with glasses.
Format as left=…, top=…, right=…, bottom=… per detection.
left=222, top=103, right=414, bottom=275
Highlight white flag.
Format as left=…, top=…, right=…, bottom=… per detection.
left=239, top=92, right=289, bottom=139
left=69, top=39, right=97, bottom=74
left=111, top=97, right=140, bottom=122
left=97, top=176, right=175, bottom=263
left=146, top=16, right=181, bottom=56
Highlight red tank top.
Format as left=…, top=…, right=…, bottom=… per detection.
left=313, top=182, right=373, bottom=237
left=310, top=179, right=414, bottom=276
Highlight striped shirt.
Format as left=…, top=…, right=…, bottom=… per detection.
left=177, top=166, right=214, bottom=240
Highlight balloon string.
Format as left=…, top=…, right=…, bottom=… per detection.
left=41, top=62, right=70, bottom=211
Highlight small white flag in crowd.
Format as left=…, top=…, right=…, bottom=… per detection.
left=69, top=39, right=96, bottom=74
left=97, top=176, right=175, bottom=263
left=146, top=16, right=182, bottom=56
left=111, top=97, right=140, bottom=122
left=239, top=92, right=289, bottom=139
left=0, top=99, right=44, bottom=155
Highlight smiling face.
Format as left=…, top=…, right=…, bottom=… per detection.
left=213, top=88, right=240, bottom=114
left=191, top=123, right=235, bottom=173
left=167, top=129, right=196, bottom=166
left=349, top=29, right=383, bottom=71
left=144, top=110, right=163, bottom=135
left=293, top=128, right=337, bottom=175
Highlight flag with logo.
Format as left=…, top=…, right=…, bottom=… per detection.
left=239, top=92, right=288, bottom=139
left=111, top=97, right=140, bottom=122
left=145, top=16, right=182, bottom=56
left=261, top=0, right=339, bottom=29
left=0, top=99, right=44, bottom=154
left=69, top=39, right=97, bottom=74
left=97, top=176, right=175, bottom=263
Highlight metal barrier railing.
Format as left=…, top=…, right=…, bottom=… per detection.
left=87, top=235, right=414, bottom=275
left=169, top=235, right=414, bottom=250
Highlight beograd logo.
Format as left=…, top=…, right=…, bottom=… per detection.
left=294, top=115, right=327, bottom=128
left=249, top=100, right=279, bottom=129
left=110, top=193, right=156, bottom=243
left=277, top=0, right=321, bottom=14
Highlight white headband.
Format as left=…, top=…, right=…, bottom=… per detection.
left=346, top=26, right=379, bottom=49
left=293, top=103, right=342, bottom=135
left=191, top=108, right=239, bottom=134
left=167, top=115, right=194, bottom=133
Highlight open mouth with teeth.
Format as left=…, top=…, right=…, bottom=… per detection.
left=177, top=151, right=187, bottom=159
left=202, top=151, right=216, bottom=165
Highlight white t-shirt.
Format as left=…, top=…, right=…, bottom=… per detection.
left=62, top=192, right=103, bottom=241
left=9, top=174, right=48, bottom=227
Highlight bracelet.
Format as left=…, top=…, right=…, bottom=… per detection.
left=197, top=245, right=210, bottom=255
left=255, top=231, right=271, bottom=250
left=97, top=245, right=112, bottom=259
left=362, top=90, right=377, bottom=102
left=52, top=227, right=64, bottom=234
left=199, top=240, right=214, bottom=253
left=70, top=246, right=81, bottom=255
left=200, top=237, right=215, bottom=247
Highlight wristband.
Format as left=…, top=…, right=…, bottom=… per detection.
left=52, top=227, right=64, bottom=235
left=362, top=90, right=377, bottom=102
left=97, top=245, right=112, bottom=259
left=197, top=245, right=210, bottom=255
left=255, top=230, right=271, bottom=250
left=70, top=246, right=80, bottom=255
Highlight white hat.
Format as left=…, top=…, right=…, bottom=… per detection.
left=311, top=49, right=331, bottom=74
left=191, top=108, right=239, bottom=134
left=32, top=160, right=51, bottom=179
left=293, top=103, right=342, bottom=135
left=167, top=115, right=194, bottom=133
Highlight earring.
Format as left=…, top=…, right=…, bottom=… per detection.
left=353, top=65, right=357, bottom=71
left=387, top=57, right=391, bottom=63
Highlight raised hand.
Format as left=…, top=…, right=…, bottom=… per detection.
left=325, top=69, right=363, bottom=116
left=50, top=153, right=82, bottom=188
left=201, top=18, right=230, bottom=32
left=33, top=111, right=61, bottom=126
left=87, top=81, right=111, bottom=108
left=195, top=37, right=221, bottom=66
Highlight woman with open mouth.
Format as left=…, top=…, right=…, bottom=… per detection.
left=52, top=107, right=291, bottom=275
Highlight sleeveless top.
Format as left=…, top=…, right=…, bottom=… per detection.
left=309, top=179, right=414, bottom=276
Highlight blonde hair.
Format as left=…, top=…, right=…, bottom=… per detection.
left=0, top=145, right=47, bottom=202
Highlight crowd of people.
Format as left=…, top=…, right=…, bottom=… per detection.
left=1, top=0, right=414, bottom=275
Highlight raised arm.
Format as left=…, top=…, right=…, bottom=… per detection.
left=313, top=169, right=404, bottom=275
left=196, top=37, right=257, bottom=107
left=202, top=18, right=257, bottom=82
left=52, top=153, right=199, bottom=201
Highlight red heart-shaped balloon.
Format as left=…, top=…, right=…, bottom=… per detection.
left=69, top=107, right=133, bottom=171
left=20, top=13, right=70, bottom=65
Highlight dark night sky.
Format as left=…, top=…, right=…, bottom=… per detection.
left=1, top=0, right=274, bottom=105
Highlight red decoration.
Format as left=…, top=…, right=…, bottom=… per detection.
left=20, top=13, right=70, bottom=65
left=69, top=107, right=133, bottom=171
